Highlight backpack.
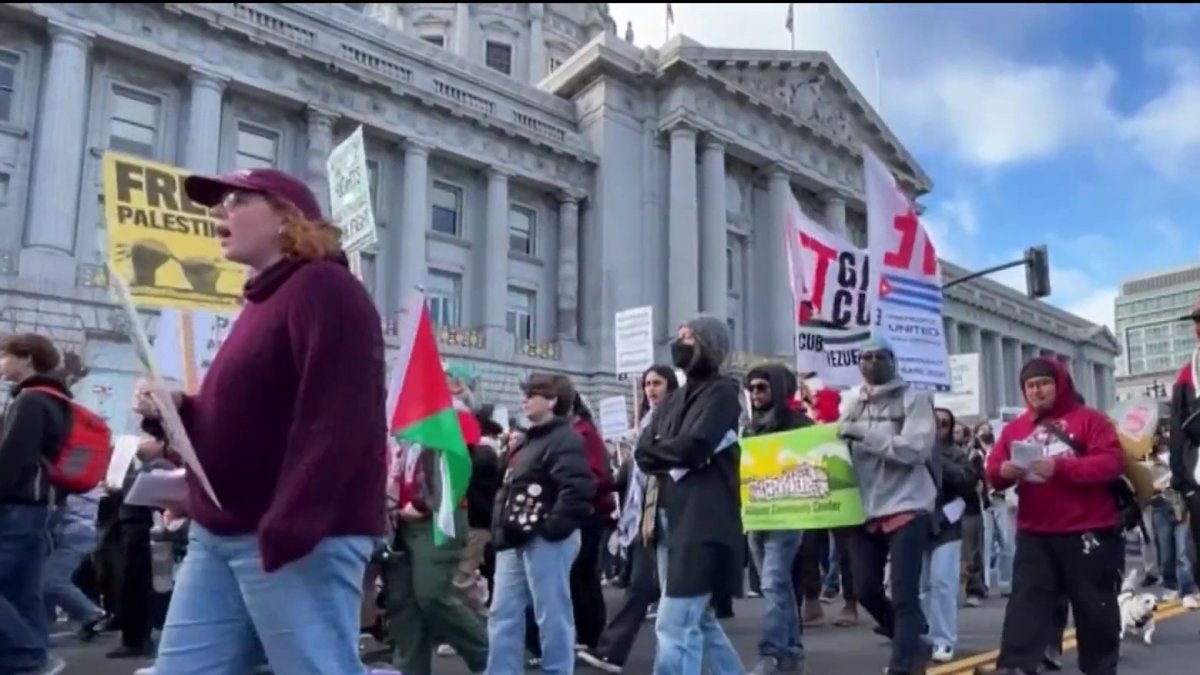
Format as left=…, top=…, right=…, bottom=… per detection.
left=26, top=386, right=114, bottom=494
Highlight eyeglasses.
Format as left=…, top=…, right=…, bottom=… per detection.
left=747, top=383, right=770, bottom=394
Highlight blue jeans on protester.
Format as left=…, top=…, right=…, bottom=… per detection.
left=748, top=530, right=804, bottom=667
left=1151, top=498, right=1197, bottom=595
left=148, top=523, right=373, bottom=675
left=487, top=532, right=581, bottom=675
left=653, top=516, right=743, bottom=675
left=44, top=523, right=104, bottom=623
left=0, top=503, right=51, bottom=674
left=920, top=540, right=962, bottom=652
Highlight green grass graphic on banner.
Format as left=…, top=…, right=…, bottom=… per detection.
left=740, top=423, right=866, bottom=531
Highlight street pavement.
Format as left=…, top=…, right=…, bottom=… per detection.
left=52, top=587, right=1200, bottom=674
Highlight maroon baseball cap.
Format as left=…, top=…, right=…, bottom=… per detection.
left=1184, top=299, right=1200, bottom=322
left=184, top=168, right=324, bottom=221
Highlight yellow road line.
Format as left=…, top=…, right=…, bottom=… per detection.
left=927, top=600, right=1185, bottom=675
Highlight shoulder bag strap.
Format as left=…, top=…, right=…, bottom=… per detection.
left=1035, top=418, right=1085, bottom=457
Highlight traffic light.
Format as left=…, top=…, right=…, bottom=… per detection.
left=1025, top=245, right=1050, bottom=299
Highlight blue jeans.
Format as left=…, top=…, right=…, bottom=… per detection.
left=920, top=540, right=961, bottom=650
left=984, top=505, right=1016, bottom=591
left=487, top=532, right=581, bottom=675
left=44, top=523, right=104, bottom=622
left=150, top=523, right=373, bottom=675
left=748, top=530, right=803, bottom=664
left=823, top=538, right=841, bottom=595
left=1151, top=499, right=1196, bottom=595
left=0, top=503, right=51, bottom=673
left=655, top=539, right=744, bottom=675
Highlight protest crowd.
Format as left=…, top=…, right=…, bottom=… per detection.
left=2, top=164, right=1200, bottom=675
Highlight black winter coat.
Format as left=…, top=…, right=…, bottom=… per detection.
left=931, top=440, right=978, bottom=546
left=0, top=375, right=71, bottom=505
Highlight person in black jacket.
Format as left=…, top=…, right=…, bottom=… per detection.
left=486, top=373, right=595, bottom=675
left=924, top=408, right=979, bottom=664
left=637, top=315, right=744, bottom=675
left=0, top=333, right=72, bottom=675
left=742, top=364, right=812, bottom=674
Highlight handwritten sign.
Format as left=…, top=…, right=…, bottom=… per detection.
left=615, top=306, right=654, bottom=375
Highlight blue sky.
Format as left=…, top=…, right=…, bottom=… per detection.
left=609, top=3, right=1200, bottom=330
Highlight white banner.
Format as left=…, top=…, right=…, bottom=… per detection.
left=597, top=396, right=630, bottom=441
left=614, top=306, right=654, bottom=375
left=327, top=126, right=377, bottom=258
left=863, top=146, right=950, bottom=391
left=936, top=353, right=982, bottom=418
left=784, top=192, right=877, bottom=388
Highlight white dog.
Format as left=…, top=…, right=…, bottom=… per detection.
left=1118, top=589, right=1159, bottom=645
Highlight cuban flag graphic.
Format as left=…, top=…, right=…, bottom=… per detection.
left=879, top=273, right=944, bottom=315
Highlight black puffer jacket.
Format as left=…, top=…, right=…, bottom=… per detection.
left=931, top=439, right=978, bottom=546
left=0, top=375, right=71, bottom=505
left=492, top=417, right=595, bottom=550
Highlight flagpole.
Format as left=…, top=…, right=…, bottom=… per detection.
left=875, top=49, right=882, bottom=114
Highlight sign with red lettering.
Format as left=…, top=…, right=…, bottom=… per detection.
left=785, top=197, right=878, bottom=331
left=863, top=146, right=950, bottom=391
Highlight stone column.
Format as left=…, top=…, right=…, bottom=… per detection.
left=981, top=331, right=999, bottom=418
left=556, top=191, right=580, bottom=342
left=394, top=140, right=430, bottom=311
left=667, top=126, right=699, bottom=331
left=305, top=107, right=337, bottom=216
left=454, top=3, right=472, bottom=58
left=822, top=190, right=848, bottom=238
left=529, top=3, right=546, bottom=82
left=482, top=167, right=510, bottom=332
left=699, top=137, right=728, bottom=319
left=962, top=323, right=982, bottom=354
left=943, top=316, right=959, bottom=354
left=184, top=69, right=226, bottom=174
left=1002, top=338, right=1022, bottom=407
left=21, top=22, right=92, bottom=280
left=767, top=165, right=794, bottom=356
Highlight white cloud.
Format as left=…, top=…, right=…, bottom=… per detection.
left=1066, top=289, right=1118, bottom=332
left=1121, top=72, right=1200, bottom=177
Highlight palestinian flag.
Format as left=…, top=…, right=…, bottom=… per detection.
left=386, top=293, right=473, bottom=545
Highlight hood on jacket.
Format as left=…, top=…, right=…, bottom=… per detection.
left=935, top=406, right=956, bottom=445
left=745, top=364, right=797, bottom=417
left=11, top=373, right=73, bottom=399
left=684, top=314, right=731, bottom=375
left=1019, top=357, right=1079, bottom=422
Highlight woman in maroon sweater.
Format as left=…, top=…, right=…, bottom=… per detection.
left=570, top=394, right=616, bottom=650
left=136, top=168, right=386, bottom=675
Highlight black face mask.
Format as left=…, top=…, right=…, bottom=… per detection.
left=861, top=356, right=895, bottom=386
left=670, top=341, right=694, bottom=370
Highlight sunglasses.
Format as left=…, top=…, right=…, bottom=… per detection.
left=747, top=382, right=770, bottom=394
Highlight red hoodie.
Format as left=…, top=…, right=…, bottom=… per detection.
left=574, top=418, right=616, bottom=524
left=985, top=359, right=1124, bottom=534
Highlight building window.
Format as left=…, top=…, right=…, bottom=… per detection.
left=431, top=182, right=463, bottom=236
left=0, top=173, right=8, bottom=205
left=509, top=205, right=536, bottom=255
left=0, top=51, right=18, bottom=122
left=421, top=34, right=445, bottom=47
left=108, top=86, right=162, bottom=158
left=506, top=287, right=536, bottom=341
left=427, top=270, right=462, bottom=327
left=548, top=56, right=564, bottom=73
left=365, top=159, right=382, bottom=222
left=485, top=41, right=513, bottom=75
left=235, top=123, right=279, bottom=169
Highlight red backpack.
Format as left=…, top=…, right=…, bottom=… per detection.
left=26, top=387, right=114, bottom=494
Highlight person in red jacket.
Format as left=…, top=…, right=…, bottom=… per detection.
left=569, top=394, right=616, bottom=650
left=984, top=357, right=1124, bottom=675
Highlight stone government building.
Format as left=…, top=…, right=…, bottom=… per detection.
left=0, top=2, right=1117, bottom=425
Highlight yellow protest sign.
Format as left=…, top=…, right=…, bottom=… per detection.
left=102, top=152, right=245, bottom=311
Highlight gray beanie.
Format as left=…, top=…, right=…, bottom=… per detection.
left=685, top=314, right=732, bottom=371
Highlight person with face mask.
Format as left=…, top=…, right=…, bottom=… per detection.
left=836, top=337, right=937, bottom=675
left=742, top=364, right=812, bottom=674
left=983, top=358, right=1124, bottom=675
left=635, top=315, right=744, bottom=675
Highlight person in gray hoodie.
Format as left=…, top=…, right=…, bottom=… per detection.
left=837, top=336, right=937, bottom=675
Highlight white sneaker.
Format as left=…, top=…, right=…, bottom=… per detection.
left=1162, top=590, right=1181, bottom=603
left=931, top=645, right=955, bottom=663
left=1183, top=594, right=1200, bottom=610
left=436, top=644, right=457, bottom=657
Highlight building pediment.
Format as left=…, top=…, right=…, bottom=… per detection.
left=1076, top=325, right=1121, bottom=355
left=674, top=46, right=930, bottom=194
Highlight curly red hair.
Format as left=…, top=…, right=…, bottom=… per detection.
left=266, top=194, right=342, bottom=261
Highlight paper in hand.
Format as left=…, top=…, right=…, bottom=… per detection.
left=125, top=468, right=188, bottom=510
left=1010, top=441, right=1046, bottom=483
